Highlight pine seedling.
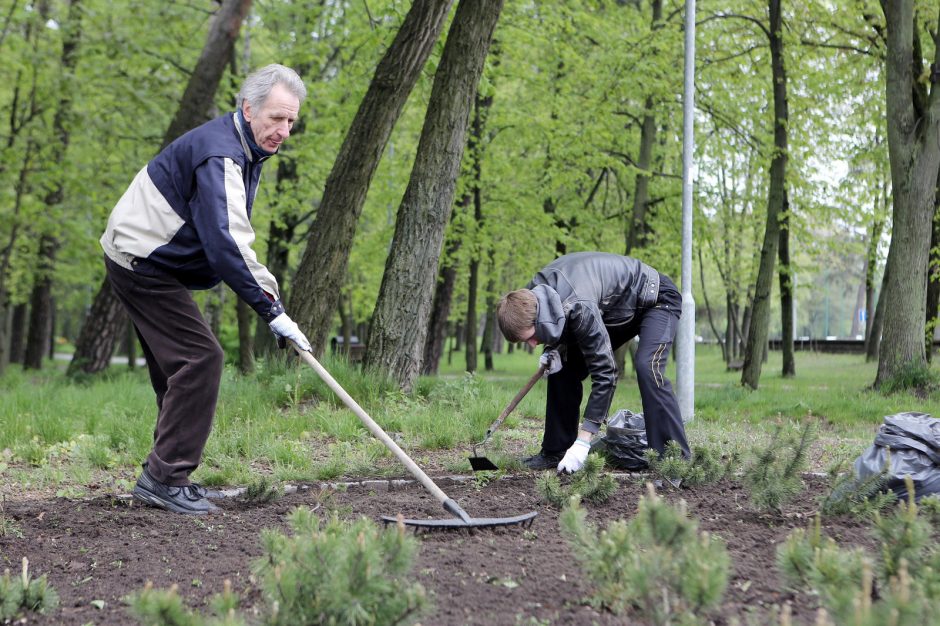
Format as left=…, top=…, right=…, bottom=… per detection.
left=818, top=460, right=895, bottom=518
left=535, top=455, right=616, bottom=508
left=126, top=581, right=247, bottom=626
left=742, top=420, right=815, bottom=512
left=645, top=441, right=739, bottom=487
left=874, top=477, right=932, bottom=580
left=255, top=507, right=426, bottom=626
left=243, top=476, right=281, bottom=504
left=0, top=558, right=59, bottom=621
left=559, top=484, right=729, bottom=624
left=776, top=515, right=866, bottom=612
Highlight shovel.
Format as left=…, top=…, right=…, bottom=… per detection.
left=469, top=364, right=546, bottom=471
left=292, top=344, right=537, bottom=531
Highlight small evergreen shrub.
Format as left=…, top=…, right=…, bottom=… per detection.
left=243, top=476, right=281, bottom=504
left=818, top=460, right=895, bottom=518
left=872, top=478, right=933, bottom=580
left=644, top=441, right=738, bottom=487
left=127, top=580, right=244, bottom=626
left=535, top=455, right=617, bottom=508
left=776, top=515, right=867, bottom=614
left=742, top=420, right=815, bottom=512
left=0, top=558, right=59, bottom=621
left=560, top=484, right=729, bottom=624
left=255, top=507, right=426, bottom=625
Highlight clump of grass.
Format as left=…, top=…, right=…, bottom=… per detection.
left=535, top=455, right=617, bottom=508
left=560, top=484, right=729, bottom=623
left=0, top=558, right=59, bottom=621
left=644, top=441, right=738, bottom=487
left=878, top=361, right=939, bottom=395
left=742, top=419, right=815, bottom=512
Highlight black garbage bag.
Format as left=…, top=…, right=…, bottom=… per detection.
left=854, top=411, right=940, bottom=500
left=594, top=409, right=648, bottom=471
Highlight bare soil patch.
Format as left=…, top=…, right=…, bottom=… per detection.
left=0, top=471, right=878, bottom=625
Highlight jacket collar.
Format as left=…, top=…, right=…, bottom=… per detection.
left=532, top=284, right=566, bottom=346
left=233, top=110, right=274, bottom=163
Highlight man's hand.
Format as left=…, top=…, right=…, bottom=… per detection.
left=539, top=348, right=563, bottom=377
left=557, top=439, right=590, bottom=474
left=269, top=313, right=311, bottom=352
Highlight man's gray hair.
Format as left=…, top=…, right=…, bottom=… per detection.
left=237, top=64, right=306, bottom=112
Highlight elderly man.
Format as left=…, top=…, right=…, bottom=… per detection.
left=496, top=252, right=691, bottom=473
left=100, top=64, right=311, bottom=514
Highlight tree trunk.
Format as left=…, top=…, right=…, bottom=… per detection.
left=778, top=191, right=795, bottom=377
left=124, top=318, right=137, bottom=370
left=867, top=259, right=889, bottom=362
left=864, top=183, right=887, bottom=359
left=464, top=198, right=480, bottom=374
left=289, top=0, right=456, bottom=357
left=23, top=0, right=83, bottom=370
left=421, top=237, right=460, bottom=375
left=742, top=0, right=788, bottom=389
left=875, top=1, right=940, bottom=387
left=69, top=0, right=253, bottom=375
left=235, top=298, right=254, bottom=374
left=66, top=281, right=127, bottom=375
left=365, top=0, right=504, bottom=391
left=9, top=303, right=26, bottom=365
left=254, top=216, right=292, bottom=358
left=926, top=185, right=940, bottom=363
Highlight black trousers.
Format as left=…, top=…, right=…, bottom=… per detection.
left=541, top=282, right=691, bottom=458
left=105, top=256, right=224, bottom=486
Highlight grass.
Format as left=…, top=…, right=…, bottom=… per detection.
left=1, top=344, right=939, bottom=497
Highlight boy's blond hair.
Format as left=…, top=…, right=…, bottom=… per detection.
left=496, top=289, right=538, bottom=342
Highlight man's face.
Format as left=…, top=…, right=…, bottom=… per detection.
left=243, top=83, right=300, bottom=153
left=519, top=326, right=539, bottom=348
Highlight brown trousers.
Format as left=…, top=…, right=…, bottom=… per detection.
left=105, top=256, right=224, bottom=486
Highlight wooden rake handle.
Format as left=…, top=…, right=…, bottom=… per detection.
left=293, top=345, right=451, bottom=507
left=480, top=364, right=546, bottom=442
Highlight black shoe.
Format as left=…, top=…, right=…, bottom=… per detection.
left=522, top=451, right=563, bottom=470
left=191, top=484, right=224, bottom=499
left=132, top=468, right=217, bottom=515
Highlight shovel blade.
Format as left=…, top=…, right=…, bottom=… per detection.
left=469, top=456, right=499, bottom=472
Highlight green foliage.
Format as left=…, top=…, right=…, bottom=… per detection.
left=776, top=515, right=867, bottom=609
left=0, top=558, right=59, bottom=621
left=243, top=476, right=281, bottom=505
left=741, top=420, right=816, bottom=512
left=560, top=486, right=729, bottom=624
left=254, top=507, right=426, bottom=626
left=818, top=461, right=896, bottom=518
left=126, top=580, right=246, bottom=626
left=879, top=361, right=940, bottom=395
left=644, top=441, right=739, bottom=488
left=535, top=455, right=616, bottom=508
left=873, top=478, right=933, bottom=580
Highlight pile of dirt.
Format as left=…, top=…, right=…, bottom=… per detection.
left=0, top=473, right=877, bottom=625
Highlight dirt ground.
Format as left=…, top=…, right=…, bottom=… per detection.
left=0, top=469, right=880, bottom=626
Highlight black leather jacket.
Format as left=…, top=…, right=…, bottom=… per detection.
left=528, top=252, right=660, bottom=432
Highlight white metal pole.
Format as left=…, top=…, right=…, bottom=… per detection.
left=676, top=0, right=696, bottom=423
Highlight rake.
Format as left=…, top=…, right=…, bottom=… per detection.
left=293, top=345, right=538, bottom=531
left=469, top=364, right=546, bottom=471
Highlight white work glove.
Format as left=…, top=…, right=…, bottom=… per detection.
left=539, top=348, right=563, bottom=377
left=269, top=313, right=311, bottom=352
left=557, top=439, right=591, bottom=474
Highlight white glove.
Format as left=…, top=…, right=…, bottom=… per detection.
left=557, top=439, right=590, bottom=474
left=539, top=348, right=563, bottom=377
left=269, top=313, right=311, bottom=352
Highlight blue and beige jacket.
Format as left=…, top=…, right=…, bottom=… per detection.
left=100, top=111, right=284, bottom=323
